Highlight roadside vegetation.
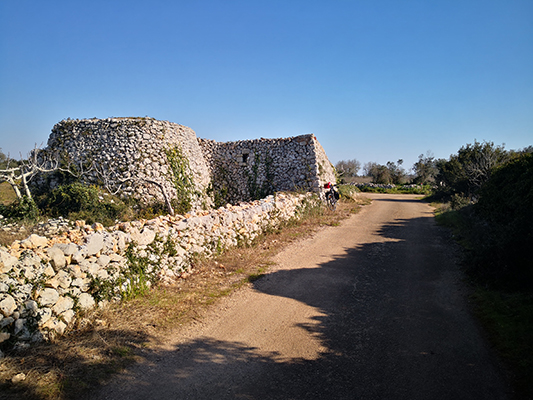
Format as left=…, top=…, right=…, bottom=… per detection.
left=429, top=144, right=533, bottom=400
left=354, top=183, right=432, bottom=195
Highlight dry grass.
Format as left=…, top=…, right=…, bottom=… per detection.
left=0, top=198, right=369, bottom=400
left=0, top=182, right=17, bottom=206
left=0, top=182, right=30, bottom=247
left=0, top=231, right=30, bottom=248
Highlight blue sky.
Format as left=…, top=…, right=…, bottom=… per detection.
left=1, top=0, right=532, bottom=172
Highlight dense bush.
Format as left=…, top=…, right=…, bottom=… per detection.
left=337, top=184, right=360, bottom=201
left=39, top=182, right=130, bottom=226
left=0, top=196, right=40, bottom=221
left=468, top=153, right=533, bottom=288
left=434, top=140, right=509, bottom=201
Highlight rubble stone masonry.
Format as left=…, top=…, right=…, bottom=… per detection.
left=44, top=117, right=336, bottom=206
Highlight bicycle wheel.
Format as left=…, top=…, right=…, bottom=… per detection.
left=326, top=192, right=337, bottom=211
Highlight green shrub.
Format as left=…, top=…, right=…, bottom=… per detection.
left=450, top=193, right=471, bottom=210
left=165, top=145, right=197, bottom=215
left=469, top=153, right=533, bottom=288
left=434, top=140, right=509, bottom=201
left=40, top=182, right=129, bottom=226
left=0, top=196, right=40, bottom=221
left=337, top=184, right=360, bottom=202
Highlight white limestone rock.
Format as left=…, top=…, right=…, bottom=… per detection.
left=37, top=307, right=52, bottom=326
left=47, top=245, right=66, bottom=270
left=78, top=293, right=95, bottom=310
left=85, top=233, right=104, bottom=256
left=0, top=294, right=16, bottom=317
left=52, top=296, right=74, bottom=315
left=38, top=288, right=59, bottom=307
left=55, top=242, right=79, bottom=256
left=28, top=234, right=48, bottom=248
left=0, top=331, right=10, bottom=344
left=0, top=250, right=18, bottom=273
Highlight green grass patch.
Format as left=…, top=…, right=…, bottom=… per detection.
left=356, top=184, right=433, bottom=195
left=433, top=202, right=477, bottom=251
left=112, top=346, right=134, bottom=358
left=337, top=184, right=360, bottom=202
left=434, top=205, right=462, bottom=233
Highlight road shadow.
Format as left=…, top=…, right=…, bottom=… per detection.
left=92, top=215, right=510, bottom=400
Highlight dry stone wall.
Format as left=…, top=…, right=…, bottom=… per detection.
left=43, top=118, right=336, bottom=207
left=199, top=134, right=336, bottom=205
left=0, top=192, right=318, bottom=354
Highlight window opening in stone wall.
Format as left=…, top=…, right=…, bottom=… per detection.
left=242, top=153, right=249, bottom=164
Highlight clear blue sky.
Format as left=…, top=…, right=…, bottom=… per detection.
left=1, top=0, right=532, bottom=172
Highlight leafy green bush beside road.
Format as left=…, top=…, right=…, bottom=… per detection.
left=0, top=196, right=40, bottom=222
left=471, top=153, right=533, bottom=288
left=435, top=151, right=532, bottom=290
left=434, top=151, right=533, bottom=399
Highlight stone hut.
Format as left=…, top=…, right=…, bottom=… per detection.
left=43, top=117, right=336, bottom=208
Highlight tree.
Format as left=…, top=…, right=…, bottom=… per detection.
left=0, top=148, right=6, bottom=168
left=363, top=162, right=392, bottom=184
left=0, top=147, right=62, bottom=200
left=471, top=153, right=533, bottom=286
left=386, top=159, right=407, bottom=184
left=363, top=160, right=406, bottom=184
left=335, top=159, right=361, bottom=178
left=362, top=162, right=376, bottom=177
left=413, top=151, right=438, bottom=184
left=435, top=140, right=509, bottom=201
left=0, top=149, right=22, bottom=170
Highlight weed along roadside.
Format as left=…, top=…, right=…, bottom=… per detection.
left=0, top=190, right=367, bottom=399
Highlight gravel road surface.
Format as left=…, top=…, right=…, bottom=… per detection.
left=94, top=193, right=510, bottom=400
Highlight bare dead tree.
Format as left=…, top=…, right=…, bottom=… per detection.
left=91, top=163, right=128, bottom=196
left=142, top=178, right=175, bottom=216
left=1, top=143, right=177, bottom=216
left=0, top=146, right=64, bottom=200
left=91, top=164, right=176, bottom=216
left=464, top=149, right=501, bottom=191
left=459, top=141, right=509, bottom=196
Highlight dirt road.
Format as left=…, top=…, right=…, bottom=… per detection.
left=95, top=194, right=510, bottom=399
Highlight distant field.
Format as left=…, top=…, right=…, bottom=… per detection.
left=0, top=182, right=17, bottom=205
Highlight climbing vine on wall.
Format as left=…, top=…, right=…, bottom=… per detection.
left=165, top=145, right=197, bottom=214
left=209, top=164, right=238, bottom=208
left=247, top=153, right=274, bottom=201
